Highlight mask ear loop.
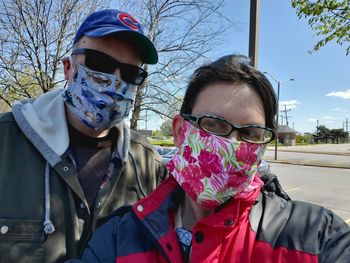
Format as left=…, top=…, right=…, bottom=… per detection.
left=69, top=56, right=83, bottom=82
left=69, top=56, right=78, bottom=76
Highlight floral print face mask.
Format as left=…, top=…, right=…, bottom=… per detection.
left=166, top=121, right=265, bottom=208
left=63, top=64, right=137, bottom=130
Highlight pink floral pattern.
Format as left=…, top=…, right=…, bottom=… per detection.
left=166, top=121, right=265, bottom=208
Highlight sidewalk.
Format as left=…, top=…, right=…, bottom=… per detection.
left=267, top=143, right=350, bottom=156
left=265, top=144, right=350, bottom=169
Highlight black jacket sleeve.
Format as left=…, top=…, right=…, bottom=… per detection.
left=318, top=210, right=350, bottom=263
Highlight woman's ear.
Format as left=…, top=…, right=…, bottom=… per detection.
left=172, top=114, right=184, bottom=147
left=62, top=57, right=72, bottom=81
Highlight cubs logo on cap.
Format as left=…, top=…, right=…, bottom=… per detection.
left=118, top=13, right=139, bottom=31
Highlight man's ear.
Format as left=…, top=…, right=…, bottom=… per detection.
left=62, top=57, right=72, bottom=81
left=172, top=114, right=184, bottom=147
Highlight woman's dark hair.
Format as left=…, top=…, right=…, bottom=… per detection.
left=180, top=54, right=278, bottom=130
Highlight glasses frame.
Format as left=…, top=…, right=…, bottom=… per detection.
left=181, top=113, right=275, bottom=144
left=71, top=48, right=148, bottom=85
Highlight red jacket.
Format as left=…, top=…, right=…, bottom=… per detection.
left=69, top=176, right=350, bottom=263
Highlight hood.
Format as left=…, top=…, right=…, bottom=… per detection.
left=12, top=88, right=131, bottom=167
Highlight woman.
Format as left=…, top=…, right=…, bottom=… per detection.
left=68, top=55, right=350, bottom=263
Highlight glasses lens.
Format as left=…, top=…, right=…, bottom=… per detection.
left=81, top=49, right=147, bottom=85
left=199, top=116, right=232, bottom=135
left=120, top=64, right=148, bottom=85
left=240, top=127, right=273, bottom=143
left=85, top=50, right=116, bottom=74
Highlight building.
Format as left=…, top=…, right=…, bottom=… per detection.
left=277, top=125, right=298, bottom=146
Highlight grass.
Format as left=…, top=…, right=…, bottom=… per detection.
left=148, top=138, right=174, bottom=147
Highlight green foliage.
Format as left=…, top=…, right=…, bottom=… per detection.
left=330, top=128, right=349, bottom=143
left=314, top=124, right=349, bottom=143
left=159, top=119, right=173, bottom=137
left=152, top=130, right=160, bottom=137
left=148, top=138, right=174, bottom=147
left=296, top=133, right=314, bottom=144
left=0, top=71, right=42, bottom=107
left=0, top=100, right=10, bottom=112
left=315, top=124, right=331, bottom=142
left=291, top=0, right=350, bottom=54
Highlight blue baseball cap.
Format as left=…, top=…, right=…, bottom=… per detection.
left=74, top=9, right=158, bottom=64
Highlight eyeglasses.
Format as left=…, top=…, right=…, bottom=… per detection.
left=71, top=48, right=148, bottom=85
left=181, top=113, right=275, bottom=144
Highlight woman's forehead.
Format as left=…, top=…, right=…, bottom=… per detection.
left=192, top=82, right=266, bottom=126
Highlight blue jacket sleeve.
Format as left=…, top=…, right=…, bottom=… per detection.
left=66, top=216, right=119, bottom=263
left=82, top=217, right=118, bottom=263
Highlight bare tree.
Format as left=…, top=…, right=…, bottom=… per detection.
left=116, top=0, right=234, bottom=130
left=0, top=0, right=236, bottom=130
left=0, top=0, right=108, bottom=108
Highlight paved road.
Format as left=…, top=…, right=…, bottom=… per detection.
left=262, top=144, right=350, bottom=224
left=270, top=163, right=350, bottom=224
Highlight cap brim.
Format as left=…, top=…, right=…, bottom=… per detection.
left=83, top=28, right=158, bottom=64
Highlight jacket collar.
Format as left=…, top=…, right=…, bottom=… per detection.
left=12, top=89, right=131, bottom=166
left=133, top=176, right=261, bottom=227
left=132, top=176, right=261, bottom=261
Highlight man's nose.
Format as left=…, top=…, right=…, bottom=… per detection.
left=113, top=67, right=122, bottom=79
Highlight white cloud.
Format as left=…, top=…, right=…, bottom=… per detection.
left=308, top=118, right=318, bottom=122
left=326, top=89, right=350, bottom=99
left=279, top=100, right=299, bottom=110
left=321, top=116, right=343, bottom=124
left=323, top=116, right=335, bottom=120
left=324, top=116, right=342, bottom=120
left=331, top=108, right=342, bottom=111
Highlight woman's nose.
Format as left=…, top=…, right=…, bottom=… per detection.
left=227, top=130, right=240, bottom=141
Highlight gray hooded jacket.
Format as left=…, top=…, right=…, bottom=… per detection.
left=0, top=89, right=167, bottom=263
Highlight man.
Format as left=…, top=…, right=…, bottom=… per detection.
left=0, top=9, right=167, bottom=263
left=69, top=55, right=350, bottom=263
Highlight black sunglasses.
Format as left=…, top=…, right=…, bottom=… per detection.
left=71, top=48, right=148, bottom=85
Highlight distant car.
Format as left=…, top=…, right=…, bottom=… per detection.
left=258, top=160, right=271, bottom=175
left=155, top=146, right=175, bottom=156
left=161, top=148, right=178, bottom=164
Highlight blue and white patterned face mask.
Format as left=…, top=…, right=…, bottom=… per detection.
left=63, top=64, right=137, bottom=130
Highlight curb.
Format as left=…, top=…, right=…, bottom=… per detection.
left=270, top=150, right=350, bottom=156
left=265, top=159, right=350, bottom=169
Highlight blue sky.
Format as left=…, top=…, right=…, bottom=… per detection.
left=123, top=0, right=349, bottom=133
left=216, top=0, right=350, bottom=133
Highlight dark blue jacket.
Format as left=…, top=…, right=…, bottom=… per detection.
left=68, top=175, right=350, bottom=263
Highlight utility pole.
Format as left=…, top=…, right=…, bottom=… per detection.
left=346, top=117, right=349, bottom=143
left=316, top=119, right=319, bottom=144
left=281, top=105, right=291, bottom=126
left=249, top=0, right=260, bottom=68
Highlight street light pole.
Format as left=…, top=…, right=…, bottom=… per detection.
left=275, top=81, right=281, bottom=160
left=263, top=72, right=294, bottom=160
